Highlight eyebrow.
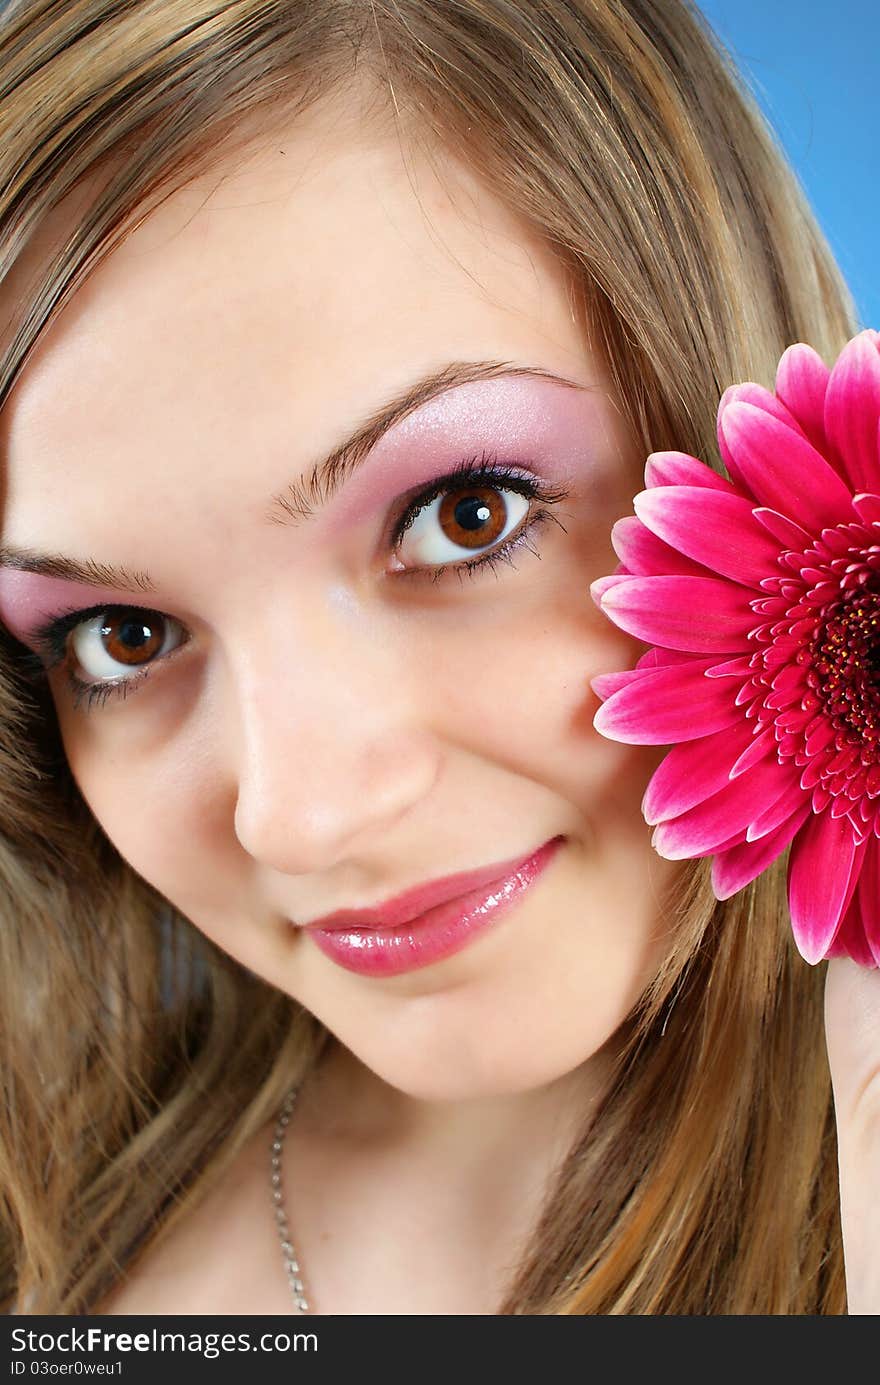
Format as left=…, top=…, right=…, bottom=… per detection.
left=0, top=359, right=585, bottom=594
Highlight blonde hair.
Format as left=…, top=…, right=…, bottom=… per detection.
left=0, top=0, right=856, bottom=1314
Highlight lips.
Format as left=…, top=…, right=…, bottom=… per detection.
left=304, top=837, right=562, bottom=932
left=302, top=835, right=566, bottom=978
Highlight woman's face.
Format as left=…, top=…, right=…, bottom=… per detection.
left=0, top=95, right=681, bottom=1100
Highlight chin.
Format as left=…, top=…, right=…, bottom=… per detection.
left=351, top=1031, right=608, bottom=1104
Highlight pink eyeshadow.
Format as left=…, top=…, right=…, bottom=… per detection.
left=0, top=372, right=618, bottom=649
left=0, top=569, right=129, bottom=651
left=324, top=373, right=615, bottom=531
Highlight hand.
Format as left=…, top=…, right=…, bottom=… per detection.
left=824, top=957, right=880, bottom=1314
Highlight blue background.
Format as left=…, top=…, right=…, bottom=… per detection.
left=697, top=1, right=877, bottom=330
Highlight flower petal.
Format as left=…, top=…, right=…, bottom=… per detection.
left=715, top=383, right=811, bottom=478
left=824, top=330, right=880, bottom=493
left=827, top=917, right=877, bottom=968
left=721, top=381, right=810, bottom=436
left=786, top=809, right=859, bottom=963
left=651, top=756, right=800, bottom=858
left=825, top=861, right=878, bottom=969
left=644, top=451, right=739, bottom=492
left=728, top=725, right=777, bottom=777
left=610, top=515, right=716, bottom=578
left=635, top=647, right=694, bottom=669
left=704, top=654, right=757, bottom=680
left=589, top=645, right=696, bottom=702
left=593, top=656, right=737, bottom=744
left=747, top=777, right=813, bottom=840
left=711, top=800, right=812, bottom=899
left=857, top=842, right=880, bottom=966
left=750, top=507, right=814, bottom=550
left=590, top=667, right=652, bottom=700
left=851, top=492, right=880, bottom=526
left=642, top=719, right=762, bottom=824
left=597, top=575, right=758, bottom=652
left=774, top=344, right=830, bottom=455
left=589, top=572, right=631, bottom=604
left=633, top=486, right=784, bottom=588
left=718, top=402, right=854, bottom=531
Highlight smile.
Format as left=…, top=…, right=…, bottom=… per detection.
left=302, top=835, right=566, bottom=977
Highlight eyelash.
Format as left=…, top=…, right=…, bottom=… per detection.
left=20, top=453, right=572, bottom=715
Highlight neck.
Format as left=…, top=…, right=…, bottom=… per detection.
left=272, top=1037, right=618, bottom=1315
left=293, top=1035, right=612, bottom=1169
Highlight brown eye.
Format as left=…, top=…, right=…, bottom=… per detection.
left=68, top=610, right=185, bottom=682
left=395, top=483, right=530, bottom=568
left=98, top=613, right=164, bottom=665
left=436, top=485, right=509, bottom=550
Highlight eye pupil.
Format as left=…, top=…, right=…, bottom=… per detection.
left=455, top=495, right=493, bottom=531
left=437, top=485, right=507, bottom=551
left=98, top=613, right=164, bottom=665
left=116, top=618, right=151, bottom=648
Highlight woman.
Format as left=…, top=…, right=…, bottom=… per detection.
left=0, top=0, right=875, bottom=1314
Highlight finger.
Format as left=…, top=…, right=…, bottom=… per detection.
left=824, top=956, right=880, bottom=1314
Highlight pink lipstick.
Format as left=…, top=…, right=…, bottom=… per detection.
left=304, top=835, right=565, bottom=977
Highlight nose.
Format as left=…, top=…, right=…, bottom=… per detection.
left=230, top=591, right=441, bottom=875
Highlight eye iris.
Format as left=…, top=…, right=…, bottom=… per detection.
left=99, top=614, right=164, bottom=666
left=438, top=486, right=506, bottom=551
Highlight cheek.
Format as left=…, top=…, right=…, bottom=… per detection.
left=51, top=691, right=240, bottom=928
left=411, top=571, right=662, bottom=827
left=71, top=762, right=207, bottom=910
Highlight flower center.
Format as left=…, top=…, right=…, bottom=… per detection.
left=808, top=587, right=880, bottom=747
left=725, top=517, right=880, bottom=835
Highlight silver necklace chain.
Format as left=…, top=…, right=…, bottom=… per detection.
left=270, top=1084, right=310, bottom=1313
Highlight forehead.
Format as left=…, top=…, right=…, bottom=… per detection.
left=3, top=94, right=582, bottom=393
left=0, top=95, right=594, bottom=547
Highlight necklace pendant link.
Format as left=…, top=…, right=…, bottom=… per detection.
left=270, top=1084, right=310, bottom=1314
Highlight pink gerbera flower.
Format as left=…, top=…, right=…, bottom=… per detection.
left=590, top=329, right=880, bottom=968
